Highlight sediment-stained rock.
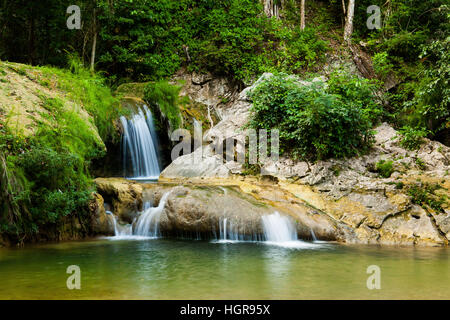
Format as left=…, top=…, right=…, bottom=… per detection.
left=94, top=178, right=143, bottom=223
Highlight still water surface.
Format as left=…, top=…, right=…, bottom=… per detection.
left=0, top=238, right=448, bottom=299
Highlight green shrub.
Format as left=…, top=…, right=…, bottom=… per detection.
left=407, top=182, right=447, bottom=213
left=327, top=70, right=383, bottom=126
left=398, top=126, right=429, bottom=150
left=373, top=52, right=395, bottom=80
left=16, top=147, right=93, bottom=225
left=248, top=73, right=376, bottom=161
left=375, top=160, right=394, bottom=178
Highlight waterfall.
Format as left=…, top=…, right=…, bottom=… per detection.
left=261, top=212, right=298, bottom=242
left=310, top=229, right=318, bottom=241
left=108, top=212, right=133, bottom=238
left=106, top=192, right=171, bottom=240
left=193, top=118, right=202, bottom=151
left=120, top=105, right=160, bottom=180
left=218, top=217, right=242, bottom=242
left=133, top=192, right=171, bottom=237
left=216, top=217, right=263, bottom=242
left=261, top=212, right=321, bottom=248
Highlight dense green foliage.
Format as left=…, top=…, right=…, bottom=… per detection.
left=355, top=0, right=450, bottom=140
left=0, top=60, right=120, bottom=240
left=248, top=73, right=378, bottom=160
left=0, top=0, right=329, bottom=84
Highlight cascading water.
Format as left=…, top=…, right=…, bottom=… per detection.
left=134, top=192, right=171, bottom=237
left=218, top=218, right=240, bottom=242
left=261, top=212, right=298, bottom=242
left=120, top=105, right=160, bottom=180
left=108, top=191, right=171, bottom=240
left=261, top=212, right=319, bottom=248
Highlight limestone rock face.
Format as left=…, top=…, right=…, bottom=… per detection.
left=94, top=178, right=143, bottom=223
left=103, top=70, right=450, bottom=246
left=159, top=185, right=272, bottom=236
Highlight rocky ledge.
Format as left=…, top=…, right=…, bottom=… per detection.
left=93, top=73, right=449, bottom=247
left=94, top=174, right=449, bottom=246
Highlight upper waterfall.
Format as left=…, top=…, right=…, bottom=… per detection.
left=120, top=105, right=161, bottom=180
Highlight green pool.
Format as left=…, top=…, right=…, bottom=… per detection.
left=0, top=238, right=449, bottom=299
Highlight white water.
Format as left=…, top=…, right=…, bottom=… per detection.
left=193, top=118, right=203, bottom=151
left=120, top=105, right=160, bottom=180
left=134, top=192, right=171, bottom=237
left=261, top=212, right=320, bottom=249
left=262, top=212, right=298, bottom=242
left=108, top=192, right=171, bottom=240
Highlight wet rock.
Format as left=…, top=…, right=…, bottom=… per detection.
left=159, top=185, right=275, bottom=236
left=89, top=193, right=114, bottom=235
left=94, top=178, right=143, bottom=223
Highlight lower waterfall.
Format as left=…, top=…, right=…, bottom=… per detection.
left=261, top=212, right=298, bottom=242
left=109, top=192, right=171, bottom=239
left=215, top=212, right=321, bottom=248
left=134, top=192, right=171, bottom=237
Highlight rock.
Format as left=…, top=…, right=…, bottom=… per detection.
left=89, top=193, right=114, bottom=235
left=159, top=185, right=272, bottom=236
left=94, top=178, right=143, bottom=223
left=158, top=70, right=450, bottom=247
left=378, top=206, right=445, bottom=246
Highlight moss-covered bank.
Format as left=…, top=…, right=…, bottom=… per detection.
left=0, top=60, right=122, bottom=245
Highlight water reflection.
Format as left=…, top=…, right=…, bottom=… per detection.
left=0, top=239, right=449, bottom=299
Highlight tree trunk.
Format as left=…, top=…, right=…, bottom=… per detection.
left=343, top=0, right=355, bottom=43
left=90, top=31, right=97, bottom=72
left=90, top=10, right=97, bottom=72
left=262, top=0, right=281, bottom=19
left=300, top=0, right=306, bottom=30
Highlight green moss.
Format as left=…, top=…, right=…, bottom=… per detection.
left=0, top=57, right=122, bottom=242
left=415, top=157, right=427, bottom=170
left=144, top=80, right=186, bottom=130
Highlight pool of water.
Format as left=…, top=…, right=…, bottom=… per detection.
left=0, top=238, right=449, bottom=299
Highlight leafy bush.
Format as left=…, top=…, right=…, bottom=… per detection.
left=408, top=38, right=449, bottom=134
left=16, top=148, right=93, bottom=225
left=373, top=52, right=395, bottom=80
left=248, top=73, right=377, bottom=161
left=327, top=70, right=383, bottom=126
left=407, top=182, right=447, bottom=213
left=398, top=126, right=429, bottom=150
